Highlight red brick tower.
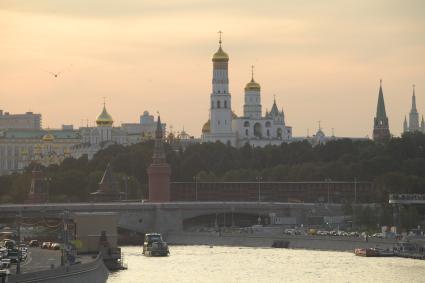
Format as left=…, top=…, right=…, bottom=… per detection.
left=148, top=116, right=171, bottom=202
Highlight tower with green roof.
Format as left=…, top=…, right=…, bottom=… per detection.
left=373, top=80, right=391, bottom=142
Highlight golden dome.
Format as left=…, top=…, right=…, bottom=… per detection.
left=245, top=78, right=261, bottom=91
left=212, top=46, right=229, bottom=62
left=42, top=133, right=55, bottom=142
left=202, top=120, right=210, bottom=133
left=96, top=105, right=113, bottom=126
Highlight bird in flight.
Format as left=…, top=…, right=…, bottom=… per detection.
left=45, top=65, right=73, bottom=78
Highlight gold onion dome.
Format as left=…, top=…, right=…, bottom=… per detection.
left=42, top=132, right=55, bottom=142
left=96, top=105, right=114, bottom=126
left=212, top=46, right=229, bottom=62
left=245, top=78, right=261, bottom=91
left=202, top=120, right=210, bottom=133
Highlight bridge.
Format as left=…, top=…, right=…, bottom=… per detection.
left=0, top=201, right=344, bottom=234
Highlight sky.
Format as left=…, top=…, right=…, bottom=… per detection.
left=0, top=0, right=424, bottom=137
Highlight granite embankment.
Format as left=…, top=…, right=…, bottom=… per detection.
left=166, top=232, right=397, bottom=251
left=9, top=254, right=108, bottom=283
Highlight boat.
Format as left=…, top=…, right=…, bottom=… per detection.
left=143, top=233, right=170, bottom=257
left=354, top=247, right=394, bottom=257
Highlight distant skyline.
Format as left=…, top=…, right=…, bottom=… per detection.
left=1, top=0, right=425, bottom=137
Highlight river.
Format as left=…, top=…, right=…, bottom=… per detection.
left=107, top=246, right=425, bottom=283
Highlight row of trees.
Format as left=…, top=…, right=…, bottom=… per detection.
left=1, top=132, right=425, bottom=206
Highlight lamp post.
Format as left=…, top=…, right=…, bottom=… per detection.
left=354, top=177, right=357, bottom=203
left=44, top=177, right=52, bottom=203
left=325, top=178, right=331, bottom=204
left=193, top=176, right=199, bottom=201
left=256, top=176, right=262, bottom=202
left=123, top=176, right=130, bottom=201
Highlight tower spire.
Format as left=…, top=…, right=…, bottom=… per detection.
left=218, top=30, right=223, bottom=46
left=412, top=84, right=417, bottom=112
left=373, top=79, right=390, bottom=142
left=251, top=65, right=254, bottom=81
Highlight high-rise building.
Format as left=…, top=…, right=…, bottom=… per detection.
left=0, top=110, right=42, bottom=130
left=373, top=80, right=391, bottom=142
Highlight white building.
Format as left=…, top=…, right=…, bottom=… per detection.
left=201, top=36, right=292, bottom=147
left=0, top=104, right=168, bottom=175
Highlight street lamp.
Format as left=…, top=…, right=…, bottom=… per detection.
left=354, top=177, right=357, bottom=203
left=193, top=176, right=199, bottom=201
left=44, top=177, right=52, bottom=203
left=325, top=178, right=331, bottom=204
left=256, top=176, right=263, bottom=202
left=123, top=176, right=130, bottom=201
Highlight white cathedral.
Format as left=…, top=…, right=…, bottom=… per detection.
left=202, top=36, right=292, bottom=147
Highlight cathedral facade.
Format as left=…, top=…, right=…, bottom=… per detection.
left=202, top=36, right=292, bottom=147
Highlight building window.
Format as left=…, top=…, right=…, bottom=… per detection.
left=267, top=129, right=270, bottom=137
left=244, top=121, right=250, bottom=127
left=217, top=101, right=221, bottom=108
left=265, top=121, right=271, bottom=128
left=245, top=129, right=249, bottom=136
left=277, top=128, right=283, bottom=139
left=224, top=100, right=227, bottom=108
left=254, top=123, right=262, bottom=138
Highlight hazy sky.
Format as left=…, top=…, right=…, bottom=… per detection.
left=1, top=0, right=424, bottom=137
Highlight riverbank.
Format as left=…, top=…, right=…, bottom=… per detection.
left=166, top=232, right=397, bottom=252
left=8, top=248, right=109, bottom=283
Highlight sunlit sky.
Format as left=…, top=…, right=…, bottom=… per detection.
left=1, top=0, right=424, bottom=137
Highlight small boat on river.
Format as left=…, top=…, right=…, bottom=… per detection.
left=143, top=233, right=170, bottom=257
left=354, top=247, right=394, bottom=257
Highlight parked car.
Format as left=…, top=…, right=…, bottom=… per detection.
left=51, top=243, right=61, bottom=250
left=41, top=242, right=51, bottom=249
left=372, top=233, right=385, bottom=239
left=29, top=240, right=39, bottom=247
left=1, top=258, right=11, bottom=268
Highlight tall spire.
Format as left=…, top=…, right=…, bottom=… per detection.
left=403, top=116, right=408, bottom=133
left=376, top=79, right=387, bottom=120
left=373, top=79, right=391, bottom=142
left=218, top=30, right=222, bottom=46
left=409, top=84, right=419, bottom=132
left=152, top=116, right=166, bottom=164
left=411, top=84, right=417, bottom=112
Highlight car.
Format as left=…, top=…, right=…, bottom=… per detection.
left=51, top=243, right=61, bottom=250
left=41, top=242, right=51, bottom=249
left=1, top=258, right=11, bottom=268
left=29, top=240, right=39, bottom=247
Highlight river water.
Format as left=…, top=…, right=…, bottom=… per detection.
left=107, top=246, right=425, bottom=283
